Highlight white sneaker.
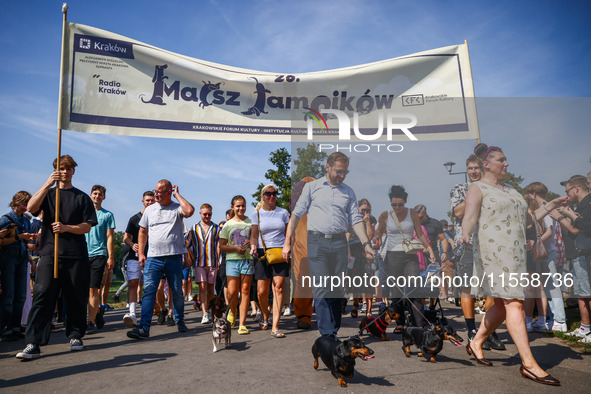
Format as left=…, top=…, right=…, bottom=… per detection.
left=283, top=306, right=292, bottom=316
left=551, top=322, right=567, bottom=333
left=123, top=314, right=138, bottom=327
left=579, top=334, right=591, bottom=343
left=566, top=327, right=589, bottom=338
left=201, top=314, right=210, bottom=324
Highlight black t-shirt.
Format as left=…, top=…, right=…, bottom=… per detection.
left=37, top=187, right=97, bottom=258
left=422, top=216, right=444, bottom=260
left=122, top=212, right=147, bottom=262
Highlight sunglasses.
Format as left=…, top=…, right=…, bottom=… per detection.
left=264, top=191, right=278, bottom=197
left=391, top=203, right=405, bottom=208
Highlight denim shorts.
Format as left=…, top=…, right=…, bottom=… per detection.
left=571, top=255, right=591, bottom=297
left=226, top=259, right=254, bottom=277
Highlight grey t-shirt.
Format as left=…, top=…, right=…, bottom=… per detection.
left=139, top=202, right=186, bottom=257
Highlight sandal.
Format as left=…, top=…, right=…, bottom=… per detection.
left=227, top=312, right=236, bottom=328
left=237, top=325, right=250, bottom=335
left=393, top=325, right=404, bottom=335
left=351, top=308, right=358, bottom=318
left=271, top=330, right=286, bottom=338
left=259, top=321, right=268, bottom=330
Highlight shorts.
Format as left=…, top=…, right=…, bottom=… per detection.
left=195, top=266, right=218, bottom=284
left=101, top=265, right=113, bottom=286
left=182, top=266, right=191, bottom=281
left=571, top=255, right=591, bottom=297
left=254, top=249, right=289, bottom=280
left=226, top=259, right=254, bottom=277
left=126, top=259, right=142, bottom=281
left=89, top=255, right=107, bottom=288
left=456, top=245, right=474, bottom=280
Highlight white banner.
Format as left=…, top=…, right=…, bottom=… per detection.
left=61, top=22, right=479, bottom=142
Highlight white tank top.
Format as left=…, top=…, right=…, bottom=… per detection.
left=386, top=210, right=414, bottom=252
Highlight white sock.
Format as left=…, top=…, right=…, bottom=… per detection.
left=129, top=302, right=137, bottom=316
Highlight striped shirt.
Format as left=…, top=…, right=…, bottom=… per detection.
left=186, top=221, right=220, bottom=267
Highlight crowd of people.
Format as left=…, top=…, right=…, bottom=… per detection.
left=1, top=147, right=590, bottom=387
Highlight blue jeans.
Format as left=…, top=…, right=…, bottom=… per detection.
left=0, top=253, right=28, bottom=333
left=544, top=250, right=566, bottom=323
left=307, top=233, right=347, bottom=336
left=139, top=255, right=185, bottom=332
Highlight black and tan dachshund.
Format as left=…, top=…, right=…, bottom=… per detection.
left=312, top=335, right=374, bottom=387
left=402, top=325, right=463, bottom=362
left=359, top=307, right=400, bottom=341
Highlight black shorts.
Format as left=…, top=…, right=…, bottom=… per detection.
left=89, top=255, right=107, bottom=288
left=254, top=249, right=289, bottom=280
left=456, top=245, right=474, bottom=280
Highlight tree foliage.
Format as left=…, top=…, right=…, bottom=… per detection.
left=291, top=144, right=327, bottom=183
left=112, top=230, right=125, bottom=280
left=252, top=148, right=292, bottom=210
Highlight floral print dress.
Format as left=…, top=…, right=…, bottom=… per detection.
left=472, top=181, right=528, bottom=299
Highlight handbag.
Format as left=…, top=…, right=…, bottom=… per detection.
left=531, top=212, right=548, bottom=263
left=390, top=210, right=424, bottom=254
left=257, top=210, right=286, bottom=264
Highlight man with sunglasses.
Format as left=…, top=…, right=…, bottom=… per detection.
left=127, top=180, right=194, bottom=340
left=186, top=203, right=221, bottom=324
left=556, top=175, right=591, bottom=342
left=284, top=152, right=375, bottom=337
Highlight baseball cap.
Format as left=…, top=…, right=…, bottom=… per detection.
left=559, top=175, right=586, bottom=186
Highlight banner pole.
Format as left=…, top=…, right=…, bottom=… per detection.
left=54, top=3, right=69, bottom=278
left=464, top=40, right=481, bottom=144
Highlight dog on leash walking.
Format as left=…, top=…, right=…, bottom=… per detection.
left=401, top=325, right=463, bottom=362
left=358, top=307, right=400, bottom=341
left=212, top=315, right=231, bottom=352
left=312, top=335, right=374, bottom=387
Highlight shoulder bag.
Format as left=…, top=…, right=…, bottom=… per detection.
left=389, top=209, right=424, bottom=254
left=257, top=210, right=286, bottom=264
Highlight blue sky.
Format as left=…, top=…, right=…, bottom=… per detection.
left=1, top=0, right=590, bottom=230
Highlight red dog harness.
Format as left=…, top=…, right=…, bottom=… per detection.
left=366, top=316, right=388, bottom=334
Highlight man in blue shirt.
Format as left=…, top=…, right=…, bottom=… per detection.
left=85, top=185, right=115, bottom=334
left=283, top=152, right=374, bottom=337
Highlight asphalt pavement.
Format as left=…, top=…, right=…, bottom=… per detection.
left=1, top=301, right=590, bottom=393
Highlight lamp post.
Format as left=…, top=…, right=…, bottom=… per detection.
left=443, top=161, right=467, bottom=183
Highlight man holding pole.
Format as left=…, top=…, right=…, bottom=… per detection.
left=17, top=155, right=97, bottom=359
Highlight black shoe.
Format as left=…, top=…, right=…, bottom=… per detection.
left=166, top=315, right=176, bottom=326
left=113, top=293, right=120, bottom=303
left=486, top=331, right=506, bottom=350
left=95, top=306, right=105, bottom=329
left=177, top=320, right=188, bottom=333
left=16, top=343, right=41, bottom=360
left=157, top=309, right=168, bottom=325
left=468, top=329, right=490, bottom=350
left=86, top=322, right=96, bottom=335
left=127, top=327, right=149, bottom=340
left=70, top=338, right=84, bottom=351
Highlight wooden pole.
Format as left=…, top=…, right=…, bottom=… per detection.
left=464, top=40, right=481, bottom=144
left=54, top=3, right=69, bottom=278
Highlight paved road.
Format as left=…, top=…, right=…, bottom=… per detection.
left=1, top=302, right=589, bottom=393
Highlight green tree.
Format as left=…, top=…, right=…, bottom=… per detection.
left=291, top=143, right=327, bottom=183
left=112, top=231, right=125, bottom=280
left=252, top=148, right=291, bottom=210
left=501, top=171, right=525, bottom=194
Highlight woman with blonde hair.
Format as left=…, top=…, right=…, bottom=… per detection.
left=250, top=184, right=290, bottom=338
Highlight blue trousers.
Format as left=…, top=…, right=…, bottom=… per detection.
left=0, top=253, right=28, bottom=333
left=307, top=233, right=347, bottom=336
left=139, top=255, right=185, bottom=332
